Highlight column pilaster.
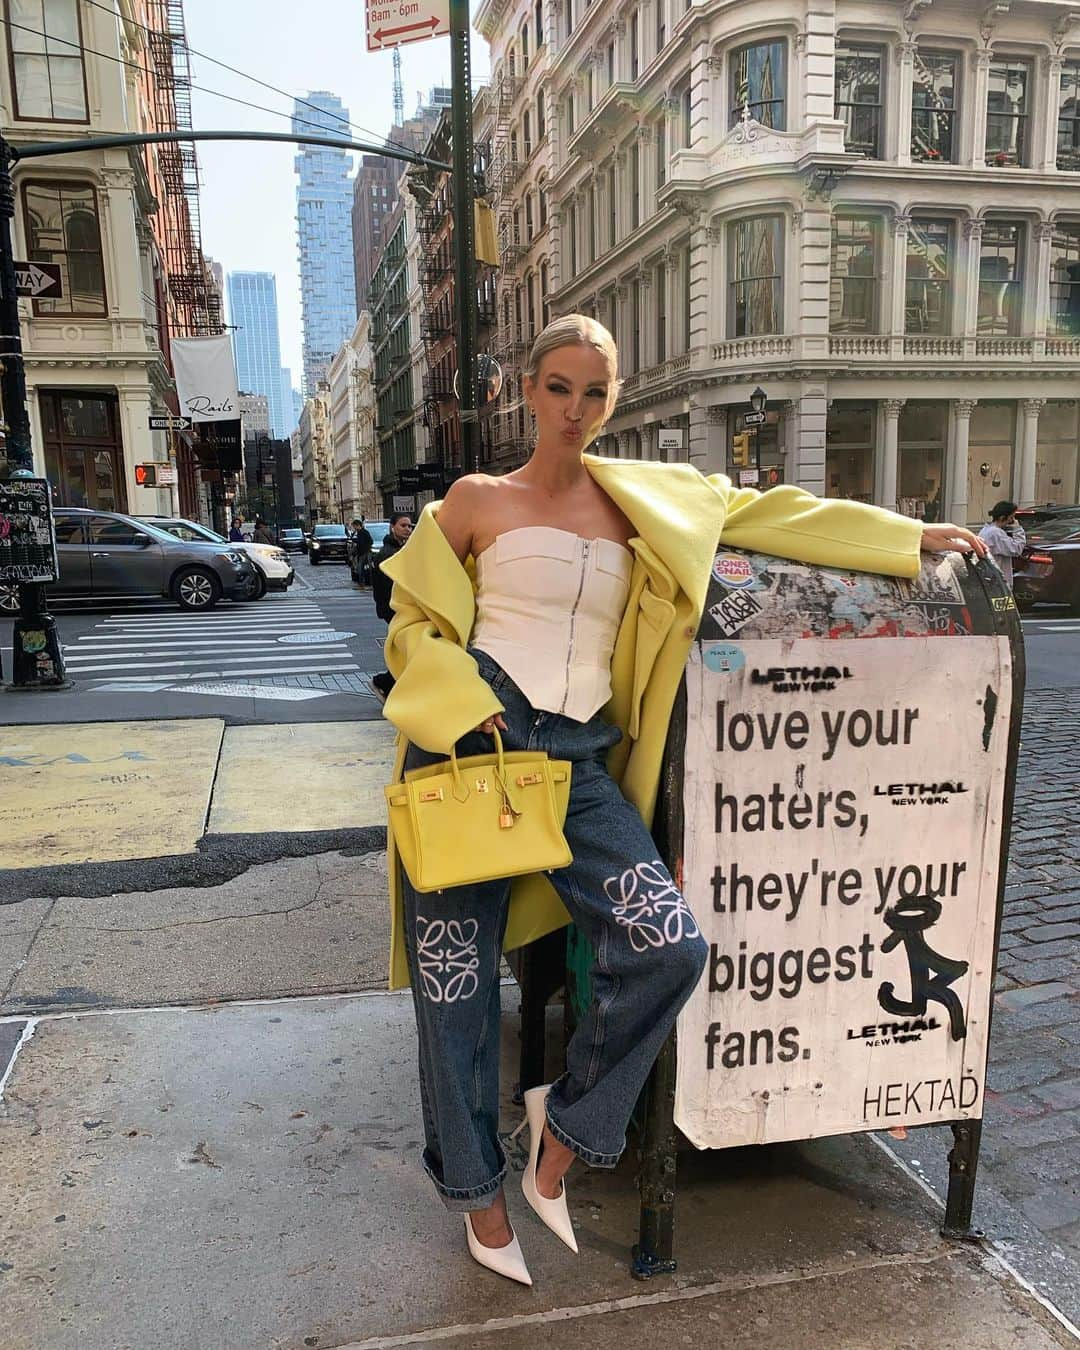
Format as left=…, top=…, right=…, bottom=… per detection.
left=881, top=398, right=906, bottom=509
left=948, top=399, right=977, bottom=524
left=894, top=42, right=917, bottom=166
left=1016, top=398, right=1045, bottom=505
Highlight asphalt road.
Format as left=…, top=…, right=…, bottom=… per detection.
left=0, top=556, right=389, bottom=724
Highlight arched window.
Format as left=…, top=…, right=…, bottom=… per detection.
left=521, top=25, right=529, bottom=68
left=537, top=89, right=546, bottom=139
left=538, top=176, right=548, bottom=229
left=524, top=110, right=532, bottom=154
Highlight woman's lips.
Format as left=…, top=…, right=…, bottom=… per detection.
left=563, top=427, right=582, bottom=439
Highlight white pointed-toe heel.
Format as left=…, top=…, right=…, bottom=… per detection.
left=463, top=1213, right=533, bottom=1286
left=514, top=1084, right=579, bottom=1254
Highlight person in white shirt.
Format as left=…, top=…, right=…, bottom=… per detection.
left=978, top=500, right=1027, bottom=587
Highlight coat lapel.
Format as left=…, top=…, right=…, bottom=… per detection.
left=583, top=455, right=726, bottom=622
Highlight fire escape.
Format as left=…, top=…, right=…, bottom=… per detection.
left=487, top=62, right=529, bottom=462
left=148, top=0, right=221, bottom=336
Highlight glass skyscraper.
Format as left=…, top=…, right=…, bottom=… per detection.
left=293, top=92, right=357, bottom=395
left=225, top=271, right=288, bottom=438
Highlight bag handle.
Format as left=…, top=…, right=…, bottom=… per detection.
left=449, top=725, right=508, bottom=802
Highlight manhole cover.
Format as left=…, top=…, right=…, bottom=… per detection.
left=277, top=630, right=356, bottom=645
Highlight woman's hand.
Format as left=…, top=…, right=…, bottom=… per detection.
left=920, top=522, right=989, bottom=558
left=474, top=714, right=508, bottom=736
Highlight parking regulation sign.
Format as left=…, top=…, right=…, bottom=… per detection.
left=366, top=0, right=449, bottom=49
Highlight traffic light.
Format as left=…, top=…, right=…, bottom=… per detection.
left=134, top=463, right=157, bottom=487
left=731, top=433, right=752, bottom=468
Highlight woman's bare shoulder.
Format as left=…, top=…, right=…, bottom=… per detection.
left=438, top=474, right=507, bottom=560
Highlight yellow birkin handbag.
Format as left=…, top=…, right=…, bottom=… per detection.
left=385, top=729, right=573, bottom=893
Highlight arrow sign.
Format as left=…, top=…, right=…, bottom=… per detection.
left=366, top=0, right=448, bottom=50
left=148, top=414, right=192, bottom=431
left=13, top=261, right=63, bottom=299
left=743, top=410, right=767, bottom=427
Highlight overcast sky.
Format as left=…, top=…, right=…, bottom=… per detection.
left=185, top=1, right=488, bottom=388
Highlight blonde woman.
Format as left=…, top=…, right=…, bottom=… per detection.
left=380, top=315, right=986, bottom=1286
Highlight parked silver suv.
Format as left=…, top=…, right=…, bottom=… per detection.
left=0, top=507, right=258, bottom=613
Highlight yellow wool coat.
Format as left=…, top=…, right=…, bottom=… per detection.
left=379, top=454, right=924, bottom=990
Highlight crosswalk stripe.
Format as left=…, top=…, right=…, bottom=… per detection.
left=77, top=663, right=361, bottom=681
left=64, top=649, right=350, bottom=667
left=92, top=622, right=332, bottom=634
left=68, top=653, right=354, bottom=674
left=68, top=637, right=335, bottom=650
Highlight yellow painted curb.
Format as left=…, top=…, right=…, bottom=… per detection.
left=0, top=719, right=224, bottom=870
left=208, top=720, right=396, bottom=836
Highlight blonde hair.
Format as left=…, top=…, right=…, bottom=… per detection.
left=523, top=314, right=622, bottom=417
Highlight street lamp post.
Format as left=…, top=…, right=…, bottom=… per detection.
left=0, top=138, right=68, bottom=689
left=749, top=385, right=767, bottom=479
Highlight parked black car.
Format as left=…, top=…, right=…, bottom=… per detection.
left=1014, top=504, right=1080, bottom=531
left=1013, top=517, right=1080, bottom=612
left=279, top=527, right=307, bottom=554
left=0, top=507, right=258, bottom=614
left=308, top=522, right=349, bottom=565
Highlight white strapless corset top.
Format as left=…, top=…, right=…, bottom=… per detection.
left=472, top=525, right=633, bottom=723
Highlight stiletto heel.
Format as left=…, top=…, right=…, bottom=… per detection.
left=519, top=1084, right=578, bottom=1253
left=463, top=1213, right=533, bottom=1286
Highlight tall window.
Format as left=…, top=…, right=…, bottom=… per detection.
left=609, top=289, right=619, bottom=344
left=1058, top=61, right=1080, bottom=170
left=537, top=89, right=546, bottom=139
left=977, top=221, right=1024, bottom=335
left=527, top=271, right=537, bottom=338
left=986, top=61, right=1031, bottom=166
left=563, top=0, right=572, bottom=39
left=655, top=0, right=665, bottom=58
left=834, top=44, right=883, bottom=158
left=911, top=52, right=958, bottom=162
left=523, top=110, right=532, bottom=154
left=607, top=164, right=616, bottom=246
left=569, top=200, right=578, bottom=273
left=5, top=0, right=87, bottom=121
left=607, top=40, right=614, bottom=86
left=630, top=141, right=640, bottom=229
left=730, top=39, right=787, bottom=129
left=904, top=219, right=952, bottom=333
left=728, top=215, right=783, bottom=337
left=630, top=12, right=639, bottom=79
left=521, top=24, right=529, bottom=68
left=535, top=0, right=543, bottom=46
left=565, top=93, right=575, bottom=137
left=655, top=114, right=666, bottom=191
left=538, top=176, right=548, bottom=229
left=655, top=261, right=666, bottom=362
left=540, top=260, right=551, bottom=325
left=1049, top=223, right=1080, bottom=334
left=680, top=82, right=692, bottom=147
left=588, top=183, right=597, bottom=263
left=525, top=192, right=534, bottom=238
left=23, top=180, right=106, bottom=315
left=830, top=216, right=880, bottom=332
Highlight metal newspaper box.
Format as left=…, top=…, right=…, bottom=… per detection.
left=632, top=547, right=1022, bottom=1276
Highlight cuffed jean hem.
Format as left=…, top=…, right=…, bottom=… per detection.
left=545, top=1105, right=622, bottom=1170
left=422, top=1150, right=508, bottom=1212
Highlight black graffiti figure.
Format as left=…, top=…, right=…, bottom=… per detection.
left=878, top=896, right=969, bottom=1041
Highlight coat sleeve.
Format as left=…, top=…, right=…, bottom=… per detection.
left=382, top=579, right=505, bottom=754
left=715, top=481, right=924, bottom=579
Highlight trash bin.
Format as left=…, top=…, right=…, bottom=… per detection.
left=539, top=546, right=1024, bottom=1278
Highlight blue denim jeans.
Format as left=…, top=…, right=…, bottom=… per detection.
left=401, top=648, right=708, bottom=1212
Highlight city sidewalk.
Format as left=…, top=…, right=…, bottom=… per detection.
left=0, top=982, right=1074, bottom=1350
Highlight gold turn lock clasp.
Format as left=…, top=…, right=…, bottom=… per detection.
left=515, top=772, right=544, bottom=787
left=475, top=777, right=490, bottom=793
left=418, top=787, right=444, bottom=803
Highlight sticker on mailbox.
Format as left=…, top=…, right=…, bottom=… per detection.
left=703, top=643, right=745, bottom=674
left=712, top=554, right=757, bottom=590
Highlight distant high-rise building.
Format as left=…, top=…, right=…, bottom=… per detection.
left=293, top=92, right=357, bottom=396
left=280, top=367, right=296, bottom=436
left=226, top=271, right=288, bottom=438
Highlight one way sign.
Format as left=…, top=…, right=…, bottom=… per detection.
left=366, top=0, right=448, bottom=49
left=13, top=261, right=63, bottom=299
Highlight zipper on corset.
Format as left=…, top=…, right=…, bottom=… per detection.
left=559, top=539, right=589, bottom=714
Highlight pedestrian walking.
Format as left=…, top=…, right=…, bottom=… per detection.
left=349, top=516, right=374, bottom=586
left=978, top=500, right=1027, bottom=588
left=370, top=512, right=413, bottom=701
left=252, top=516, right=275, bottom=545
left=379, top=314, right=988, bottom=1287
left=228, top=517, right=244, bottom=542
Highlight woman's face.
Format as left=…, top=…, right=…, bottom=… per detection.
left=391, top=516, right=413, bottom=543
left=524, top=342, right=615, bottom=453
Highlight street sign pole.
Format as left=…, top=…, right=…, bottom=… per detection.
left=450, top=0, right=480, bottom=476
left=0, top=135, right=68, bottom=690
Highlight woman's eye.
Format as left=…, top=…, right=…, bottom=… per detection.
left=587, top=390, right=606, bottom=399
left=548, top=384, right=567, bottom=394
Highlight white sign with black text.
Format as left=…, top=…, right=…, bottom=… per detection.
left=171, top=335, right=240, bottom=424
left=675, top=636, right=1010, bottom=1148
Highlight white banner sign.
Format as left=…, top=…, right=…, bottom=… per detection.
left=675, top=635, right=1010, bottom=1149
left=171, top=335, right=240, bottom=424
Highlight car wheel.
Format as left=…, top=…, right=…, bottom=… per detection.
left=240, top=570, right=267, bottom=601
left=0, top=582, right=18, bottom=614
left=173, top=567, right=222, bottom=611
